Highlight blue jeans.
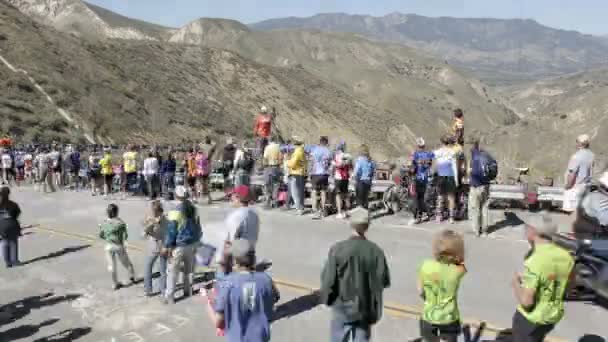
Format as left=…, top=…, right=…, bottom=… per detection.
left=331, top=309, right=371, bottom=342
left=1, top=238, right=19, bottom=267
left=143, top=253, right=167, bottom=294
left=290, top=175, right=306, bottom=210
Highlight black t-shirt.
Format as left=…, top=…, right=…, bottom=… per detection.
left=0, top=200, right=21, bottom=239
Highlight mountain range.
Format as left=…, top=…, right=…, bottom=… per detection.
left=2, top=0, right=606, bottom=177
left=252, top=13, right=608, bottom=85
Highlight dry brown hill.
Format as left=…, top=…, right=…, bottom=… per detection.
left=169, top=18, right=520, bottom=151
left=0, top=0, right=414, bottom=157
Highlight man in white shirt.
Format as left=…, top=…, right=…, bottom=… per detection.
left=143, top=152, right=160, bottom=200
left=1, top=149, right=13, bottom=186
left=433, top=135, right=458, bottom=224
left=216, top=185, right=260, bottom=278
left=563, top=134, right=595, bottom=213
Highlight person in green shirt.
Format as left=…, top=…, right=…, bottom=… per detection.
left=511, top=214, right=575, bottom=342
left=99, top=203, right=136, bottom=290
left=320, top=207, right=391, bottom=342
left=417, top=230, right=466, bottom=342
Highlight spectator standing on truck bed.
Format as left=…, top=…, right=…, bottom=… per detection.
left=254, top=106, right=273, bottom=162
left=451, top=108, right=464, bottom=147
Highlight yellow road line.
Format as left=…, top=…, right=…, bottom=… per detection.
left=29, top=225, right=567, bottom=342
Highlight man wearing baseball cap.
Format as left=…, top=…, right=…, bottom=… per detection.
left=573, top=163, right=608, bottom=238
left=320, top=208, right=391, bottom=342
left=511, top=214, right=574, bottom=342
left=410, top=137, right=434, bottom=224
left=217, top=185, right=260, bottom=277
left=205, top=239, right=279, bottom=342
left=162, top=185, right=202, bottom=304
left=563, top=134, right=594, bottom=212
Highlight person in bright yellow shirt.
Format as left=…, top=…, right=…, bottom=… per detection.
left=511, top=215, right=574, bottom=342
left=99, top=149, right=113, bottom=197
left=418, top=230, right=466, bottom=342
left=122, top=145, right=138, bottom=195
left=287, top=136, right=307, bottom=215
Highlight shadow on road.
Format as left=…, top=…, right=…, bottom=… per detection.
left=0, top=293, right=81, bottom=327
left=487, top=211, right=524, bottom=235
left=22, top=244, right=91, bottom=265
left=272, top=291, right=320, bottom=322
left=0, top=318, right=59, bottom=340
left=33, top=327, right=92, bottom=342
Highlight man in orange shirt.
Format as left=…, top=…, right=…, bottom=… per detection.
left=254, top=106, right=272, bottom=160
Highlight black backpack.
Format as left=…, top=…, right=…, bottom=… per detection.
left=478, top=151, right=498, bottom=182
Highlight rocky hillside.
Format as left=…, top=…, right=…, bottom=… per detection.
left=252, top=13, right=608, bottom=84
left=169, top=18, right=519, bottom=150
left=0, top=0, right=417, bottom=156
left=493, top=69, right=608, bottom=175
left=5, top=0, right=173, bottom=40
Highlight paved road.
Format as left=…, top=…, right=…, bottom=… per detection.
left=1, top=187, right=606, bottom=341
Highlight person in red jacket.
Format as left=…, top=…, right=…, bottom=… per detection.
left=254, top=106, right=272, bottom=160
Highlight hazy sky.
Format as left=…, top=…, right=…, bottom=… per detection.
left=86, top=0, right=607, bottom=35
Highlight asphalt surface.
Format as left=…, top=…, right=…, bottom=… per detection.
left=1, top=187, right=607, bottom=342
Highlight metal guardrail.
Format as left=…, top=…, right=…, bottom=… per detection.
left=249, top=175, right=395, bottom=193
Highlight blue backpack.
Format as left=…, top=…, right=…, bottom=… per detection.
left=477, top=151, right=498, bottom=182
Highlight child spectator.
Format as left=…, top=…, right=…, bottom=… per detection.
left=98, top=203, right=136, bottom=290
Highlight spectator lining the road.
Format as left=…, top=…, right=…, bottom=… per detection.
left=321, top=207, right=391, bottom=342
left=574, top=164, right=608, bottom=238
left=217, top=185, right=260, bottom=279
left=354, top=144, right=375, bottom=209
left=433, top=135, right=458, bottom=224
left=99, top=148, right=114, bottom=198
left=511, top=214, right=575, bottom=342
left=0, top=187, right=21, bottom=268
left=262, top=137, right=282, bottom=209
left=468, top=138, right=492, bottom=236
left=333, top=141, right=352, bottom=219
left=287, top=136, right=307, bottom=215
left=204, top=239, right=279, bottom=342
left=98, top=203, right=136, bottom=290
left=163, top=186, right=201, bottom=304
left=418, top=230, right=466, bottom=342
left=310, top=136, right=332, bottom=219
left=198, top=137, right=216, bottom=205
left=563, top=134, right=594, bottom=213
left=123, top=145, right=139, bottom=196
left=143, top=152, right=160, bottom=201
left=411, top=137, right=434, bottom=224
left=142, top=200, right=168, bottom=297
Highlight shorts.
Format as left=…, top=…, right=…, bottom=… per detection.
left=511, top=311, right=554, bottom=342
left=437, top=176, right=456, bottom=195
left=335, top=180, right=349, bottom=194
left=419, top=320, right=461, bottom=342
left=70, top=167, right=80, bottom=176
left=311, top=175, right=329, bottom=191
left=52, top=166, right=61, bottom=173
left=103, top=174, right=114, bottom=188
left=187, top=176, right=196, bottom=188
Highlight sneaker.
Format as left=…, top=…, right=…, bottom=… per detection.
left=449, top=217, right=455, bottom=224
left=336, top=213, right=345, bottom=219
left=112, top=283, right=121, bottom=291
left=312, top=212, right=322, bottom=220
left=297, top=209, right=305, bottom=216
left=130, top=277, right=137, bottom=285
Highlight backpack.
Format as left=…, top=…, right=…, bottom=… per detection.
left=478, top=151, right=498, bottom=182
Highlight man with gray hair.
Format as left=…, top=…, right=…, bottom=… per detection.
left=320, top=208, right=391, bottom=342
left=563, top=134, right=594, bottom=212
left=511, top=214, right=575, bottom=342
